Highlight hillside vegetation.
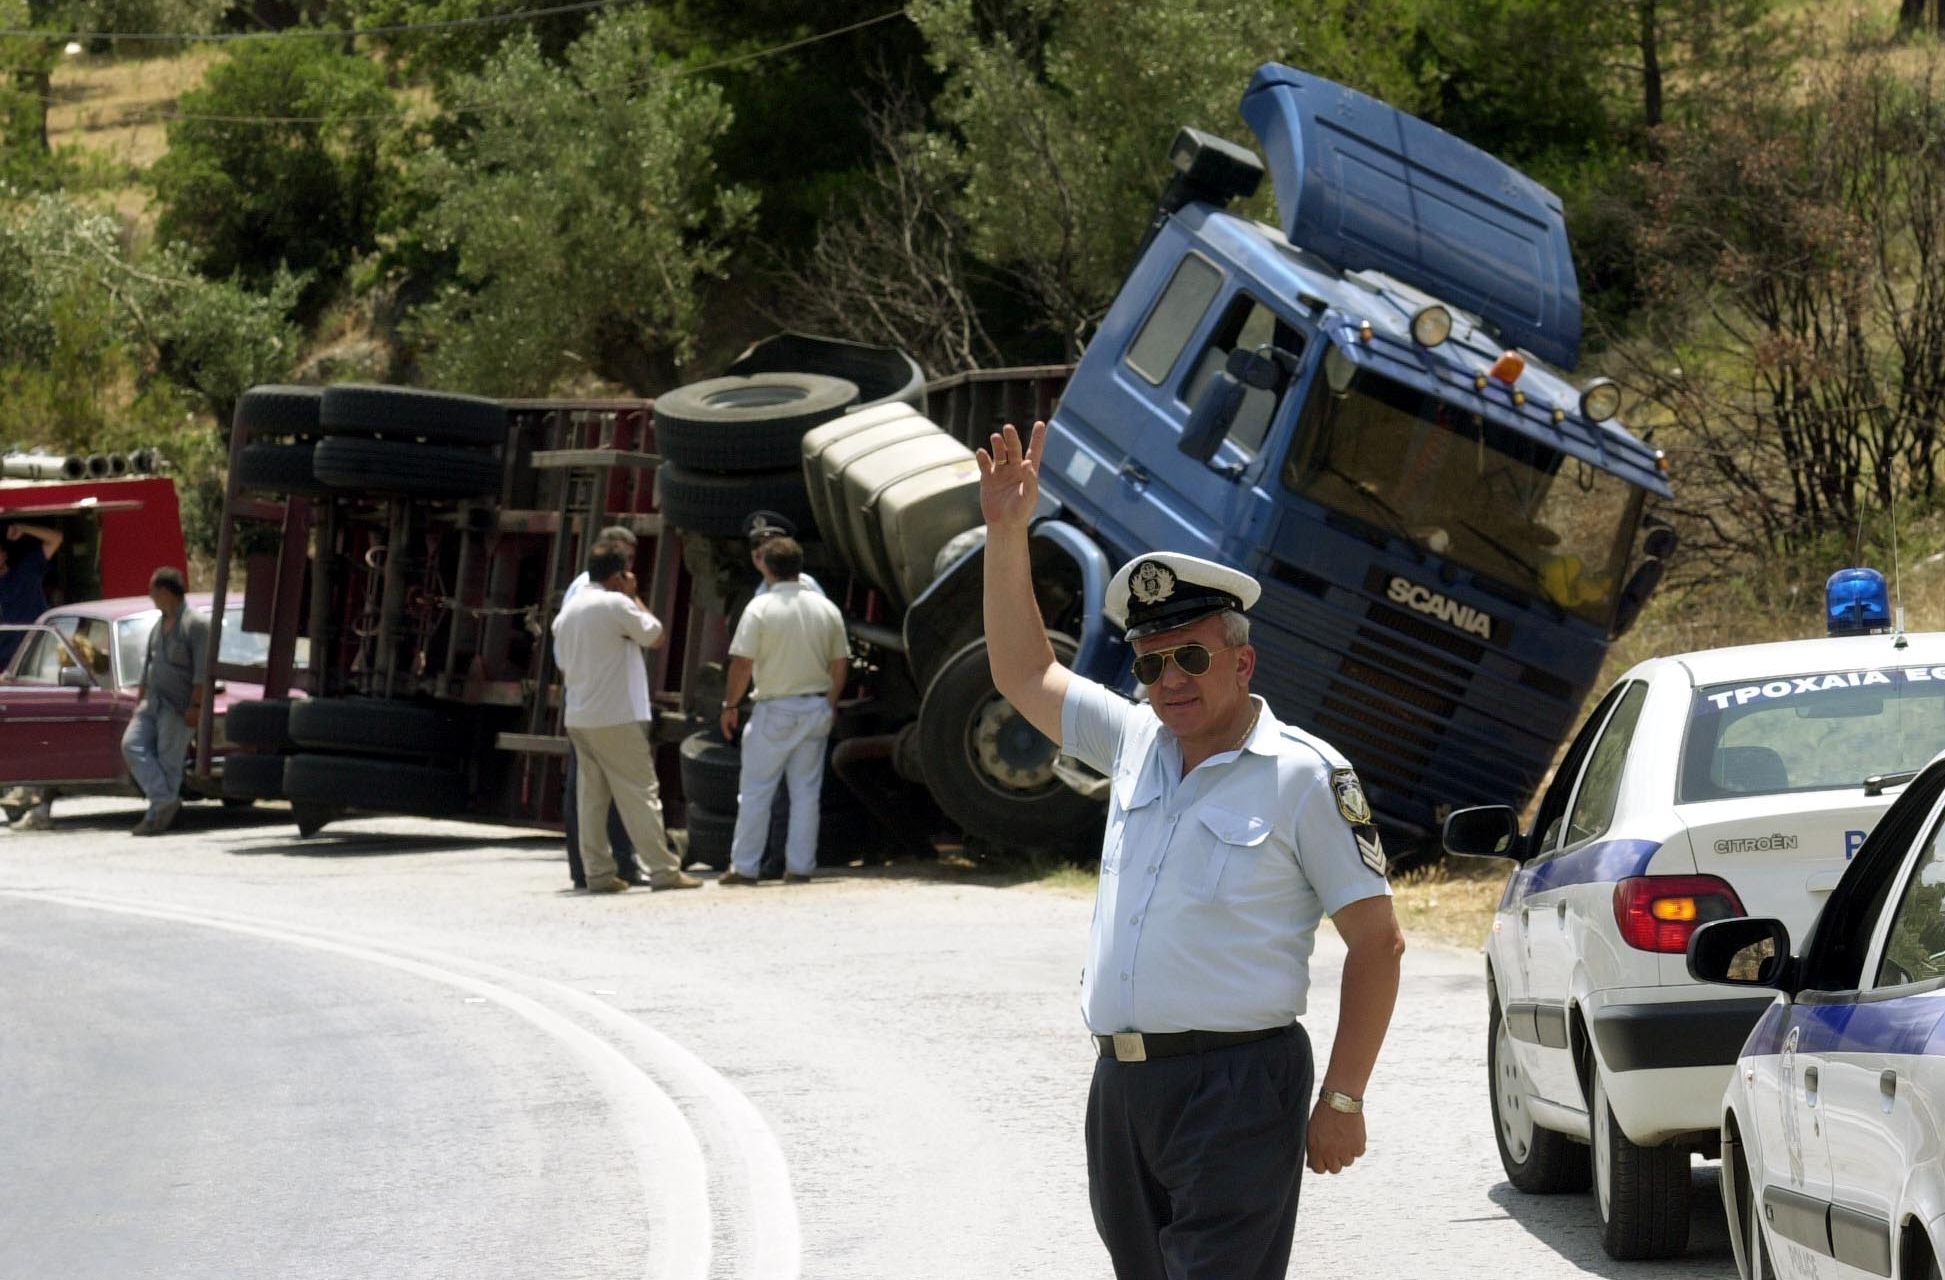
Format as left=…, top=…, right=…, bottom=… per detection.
left=4, top=0, right=1944, bottom=670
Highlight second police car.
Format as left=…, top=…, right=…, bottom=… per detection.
left=1444, top=569, right=1945, bottom=1259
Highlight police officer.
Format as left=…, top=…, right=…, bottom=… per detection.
left=977, top=421, right=1405, bottom=1280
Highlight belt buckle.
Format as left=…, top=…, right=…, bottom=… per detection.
left=1111, top=1032, right=1146, bottom=1063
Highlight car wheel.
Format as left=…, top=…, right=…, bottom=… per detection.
left=235, top=442, right=331, bottom=497
left=657, top=463, right=818, bottom=539
left=1488, top=994, right=1589, bottom=1192
left=224, top=698, right=297, bottom=750
left=917, top=635, right=1104, bottom=852
left=283, top=754, right=469, bottom=817
left=289, top=698, right=470, bottom=757
left=653, top=373, right=858, bottom=472
left=312, top=437, right=504, bottom=500
left=220, top=752, right=286, bottom=801
left=1732, top=1143, right=1775, bottom=1280
left=678, top=730, right=742, bottom=812
left=319, top=384, right=507, bottom=447
left=233, top=384, right=322, bottom=439
left=1592, top=1064, right=1692, bottom=1259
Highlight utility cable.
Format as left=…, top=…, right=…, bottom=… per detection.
left=0, top=0, right=641, bottom=43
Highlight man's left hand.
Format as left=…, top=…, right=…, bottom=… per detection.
left=1306, top=1104, right=1366, bottom=1174
left=183, top=705, right=201, bottom=729
left=719, top=705, right=738, bottom=740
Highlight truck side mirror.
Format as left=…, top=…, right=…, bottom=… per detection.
left=1180, top=346, right=1288, bottom=464
left=1687, top=917, right=1795, bottom=993
left=1610, top=557, right=1666, bottom=639
left=1643, top=525, right=1678, bottom=559
left=1442, top=805, right=1522, bottom=861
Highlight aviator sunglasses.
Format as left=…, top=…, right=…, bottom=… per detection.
left=1132, top=643, right=1238, bottom=686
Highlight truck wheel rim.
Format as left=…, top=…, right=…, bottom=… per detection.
left=1593, top=1070, right=1613, bottom=1221
left=1493, top=1013, right=1536, bottom=1164
left=702, top=386, right=810, bottom=409
left=969, top=695, right=1056, bottom=792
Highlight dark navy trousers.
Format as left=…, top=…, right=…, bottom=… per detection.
left=1087, top=1023, right=1313, bottom=1280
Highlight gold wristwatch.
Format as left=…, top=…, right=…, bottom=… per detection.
left=1318, top=1087, right=1364, bottom=1114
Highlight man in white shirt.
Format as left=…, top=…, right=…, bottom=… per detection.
left=718, top=535, right=848, bottom=885
left=551, top=546, right=698, bottom=893
left=560, top=525, right=644, bottom=887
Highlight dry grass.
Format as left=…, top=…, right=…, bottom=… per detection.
left=45, top=49, right=222, bottom=223
left=1390, top=856, right=1507, bottom=951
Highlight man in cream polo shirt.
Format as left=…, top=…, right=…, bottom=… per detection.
left=718, top=535, right=848, bottom=885
left=551, top=545, right=698, bottom=894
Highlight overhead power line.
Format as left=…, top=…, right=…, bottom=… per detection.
left=39, top=7, right=909, bottom=126
left=0, top=0, right=643, bottom=43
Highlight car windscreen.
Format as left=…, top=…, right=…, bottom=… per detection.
left=1680, top=667, right=1945, bottom=801
left=114, top=612, right=288, bottom=689
left=1281, top=349, right=1644, bottom=626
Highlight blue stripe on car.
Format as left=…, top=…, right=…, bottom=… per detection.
left=1757, top=993, right=1945, bottom=1057
left=1503, top=838, right=1663, bottom=906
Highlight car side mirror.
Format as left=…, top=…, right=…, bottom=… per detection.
left=1442, top=805, right=1522, bottom=861
left=1688, top=917, right=1796, bottom=992
left=1610, top=557, right=1666, bottom=640
left=1179, top=346, right=1290, bottom=465
left=58, top=665, right=95, bottom=689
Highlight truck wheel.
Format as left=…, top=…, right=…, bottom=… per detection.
left=283, top=754, right=469, bottom=816
left=1592, top=1065, right=1691, bottom=1259
left=233, top=384, right=322, bottom=439
left=289, top=698, right=469, bottom=756
left=679, top=730, right=742, bottom=812
left=223, top=698, right=297, bottom=750
left=235, top=442, right=330, bottom=497
left=658, top=464, right=818, bottom=539
left=1489, top=994, right=1589, bottom=1192
left=917, top=636, right=1103, bottom=852
left=313, top=437, right=504, bottom=500
left=653, top=373, right=857, bottom=472
left=683, top=803, right=735, bottom=871
left=319, top=384, right=507, bottom=446
left=220, top=752, right=285, bottom=800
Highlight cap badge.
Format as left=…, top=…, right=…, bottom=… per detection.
left=1130, top=560, right=1177, bottom=606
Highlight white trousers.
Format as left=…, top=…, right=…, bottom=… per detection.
left=730, top=695, right=833, bottom=877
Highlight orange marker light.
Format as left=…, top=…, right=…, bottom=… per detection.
left=1488, top=351, right=1525, bottom=385
left=1651, top=897, right=1699, bottom=922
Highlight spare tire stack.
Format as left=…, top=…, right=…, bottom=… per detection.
left=232, top=386, right=329, bottom=497
left=312, top=384, right=508, bottom=500
left=280, top=697, right=473, bottom=818
left=653, top=373, right=858, bottom=538
left=677, top=728, right=881, bottom=873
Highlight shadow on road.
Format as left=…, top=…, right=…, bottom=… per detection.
left=233, top=831, right=564, bottom=859
left=1484, top=1165, right=1734, bottom=1277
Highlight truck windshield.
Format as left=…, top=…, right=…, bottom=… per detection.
left=1281, top=353, right=1642, bottom=626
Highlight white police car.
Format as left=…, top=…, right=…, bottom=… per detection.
left=1691, top=748, right=1945, bottom=1280
left=1443, top=569, right=1945, bottom=1260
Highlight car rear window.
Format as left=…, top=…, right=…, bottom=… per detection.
left=1681, top=667, right=1945, bottom=801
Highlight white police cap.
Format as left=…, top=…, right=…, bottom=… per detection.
left=1104, top=551, right=1261, bottom=640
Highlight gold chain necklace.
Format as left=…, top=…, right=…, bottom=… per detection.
left=1220, top=705, right=1261, bottom=757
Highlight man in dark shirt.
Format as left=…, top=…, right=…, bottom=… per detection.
left=0, top=522, right=63, bottom=670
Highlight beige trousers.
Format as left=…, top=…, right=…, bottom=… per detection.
left=565, top=722, right=681, bottom=886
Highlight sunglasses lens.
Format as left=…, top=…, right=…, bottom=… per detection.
left=1134, top=654, right=1165, bottom=685
left=1133, top=644, right=1215, bottom=684
left=1176, top=644, right=1212, bottom=676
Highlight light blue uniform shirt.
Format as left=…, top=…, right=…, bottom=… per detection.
left=1062, top=676, right=1390, bottom=1035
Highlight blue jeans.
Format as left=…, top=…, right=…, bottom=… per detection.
left=729, top=696, right=833, bottom=877
left=121, top=700, right=189, bottom=813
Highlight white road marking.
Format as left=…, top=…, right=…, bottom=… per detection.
left=4, top=890, right=803, bottom=1280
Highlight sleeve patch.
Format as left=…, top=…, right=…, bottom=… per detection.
left=1330, top=768, right=1373, bottom=826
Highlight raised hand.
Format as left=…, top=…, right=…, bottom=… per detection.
left=976, top=421, right=1047, bottom=535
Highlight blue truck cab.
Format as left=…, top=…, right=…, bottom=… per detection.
left=911, top=65, right=1675, bottom=857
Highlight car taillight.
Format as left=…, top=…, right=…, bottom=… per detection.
left=1613, top=875, right=1745, bottom=953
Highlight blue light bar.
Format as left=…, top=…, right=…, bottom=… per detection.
left=1827, top=568, right=1891, bottom=636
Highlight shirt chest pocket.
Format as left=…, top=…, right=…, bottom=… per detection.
left=1102, top=759, right=1161, bottom=873
left=1187, top=806, right=1274, bottom=902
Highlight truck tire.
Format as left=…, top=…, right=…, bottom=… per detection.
left=653, top=373, right=857, bottom=472
left=658, top=464, right=817, bottom=539
left=235, top=442, right=329, bottom=497
left=220, top=752, right=286, bottom=800
left=233, top=385, right=322, bottom=439
left=1591, top=1064, right=1691, bottom=1259
left=1489, top=992, right=1589, bottom=1192
left=918, top=635, right=1103, bottom=852
left=319, top=384, right=507, bottom=446
left=289, top=698, right=469, bottom=757
left=679, top=730, right=742, bottom=812
left=283, top=753, right=469, bottom=816
left=313, top=437, right=503, bottom=500
left=684, top=803, right=736, bottom=871
left=224, top=698, right=297, bottom=750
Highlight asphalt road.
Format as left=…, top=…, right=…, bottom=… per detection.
left=0, top=799, right=1740, bottom=1279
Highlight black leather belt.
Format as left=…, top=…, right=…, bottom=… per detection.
left=1093, top=1026, right=1289, bottom=1063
